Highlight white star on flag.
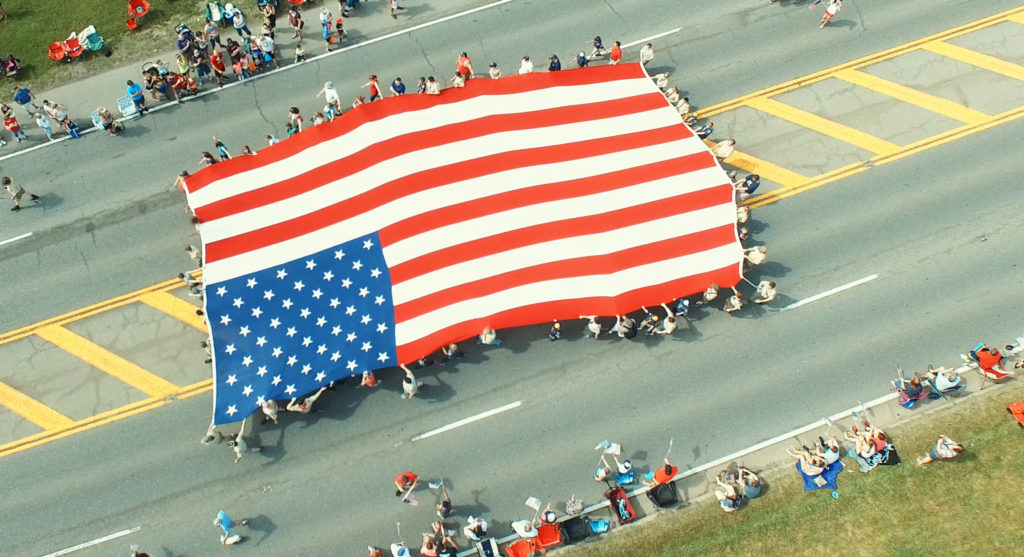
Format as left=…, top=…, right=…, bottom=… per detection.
left=294, top=280, right=305, bottom=291
left=256, top=336, right=267, bottom=347
left=346, top=360, right=358, bottom=371
left=305, top=259, right=317, bottom=270
left=272, top=347, right=283, bottom=357
left=377, top=323, right=389, bottom=333
left=239, top=326, right=251, bottom=337
left=375, top=295, right=386, bottom=306
left=271, top=375, right=282, bottom=386
left=216, top=286, right=228, bottom=297
left=220, top=315, right=232, bottom=325
left=242, top=355, right=253, bottom=367
left=226, top=405, right=237, bottom=416
left=358, top=287, right=369, bottom=298
left=363, top=239, right=374, bottom=249
left=360, top=314, right=372, bottom=325
left=378, top=352, right=389, bottom=362
left=301, top=336, right=312, bottom=347
left=285, top=384, right=297, bottom=395
left=315, top=371, right=326, bottom=382
left=352, top=260, right=363, bottom=270
left=341, top=278, right=352, bottom=288
left=312, top=289, right=323, bottom=299
left=282, top=299, right=293, bottom=309
left=345, top=305, right=356, bottom=316
left=316, top=316, right=327, bottom=327
left=301, top=364, right=312, bottom=375
left=299, top=308, right=311, bottom=318
left=242, top=385, right=253, bottom=396
left=371, top=268, right=382, bottom=278
left=329, top=298, right=340, bottom=308
left=330, top=351, right=341, bottom=362
left=334, top=248, right=345, bottom=260
left=323, top=271, right=334, bottom=281
left=276, top=269, right=287, bottom=279
left=330, top=326, right=341, bottom=336
left=233, top=297, right=244, bottom=308
left=317, top=344, right=328, bottom=354
left=346, top=332, right=357, bottom=342
left=257, top=366, right=268, bottom=377
left=269, top=318, right=281, bottom=328
left=251, top=307, right=263, bottom=318
left=226, top=374, right=238, bottom=386
left=361, top=341, right=372, bottom=352
left=225, top=343, right=237, bottom=355
left=246, top=277, right=258, bottom=288
left=264, top=290, right=275, bottom=300
left=286, top=327, right=297, bottom=337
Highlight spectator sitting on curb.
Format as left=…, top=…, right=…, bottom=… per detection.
left=738, top=468, right=762, bottom=499
left=713, top=477, right=743, bottom=512
left=917, top=434, right=964, bottom=466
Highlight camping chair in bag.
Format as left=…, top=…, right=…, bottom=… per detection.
left=64, top=37, right=85, bottom=60
left=48, top=42, right=67, bottom=62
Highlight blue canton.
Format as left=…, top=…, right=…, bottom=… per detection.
left=208, top=232, right=397, bottom=424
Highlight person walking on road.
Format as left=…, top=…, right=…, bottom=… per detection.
left=389, top=0, right=405, bottom=19
left=4, top=176, right=39, bottom=211
left=608, top=41, right=622, bottom=65
left=4, top=113, right=27, bottom=142
left=639, top=43, right=655, bottom=66
left=518, top=56, right=533, bottom=74
left=285, top=386, right=328, bottom=413
left=213, top=136, right=232, bottom=160
left=820, top=0, right=843, bottom=28
left=548, top=54, right=561, bottom=72
left=362, top=75, right=381, bottom=101
left=213, top=510, right=250, bottom=545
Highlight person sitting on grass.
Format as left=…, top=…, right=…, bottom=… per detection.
left=738, top=468, right=762, bottom=499
left=713, top=477, right=743, bottom=512
left=787, top=446, right=826, bottom=476
left=917, top=434, right=964, bottom=466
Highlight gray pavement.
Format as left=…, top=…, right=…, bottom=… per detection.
left=2, top=1, right=1024, bottom=555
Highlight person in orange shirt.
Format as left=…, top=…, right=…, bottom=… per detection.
left=642, top=459, right=678, bottom=487
left=456, top=51, right=474, bottom=79
left=608, top=41, right=622, bottom=65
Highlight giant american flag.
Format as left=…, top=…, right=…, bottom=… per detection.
left=183, top=63, right=742, bottom=424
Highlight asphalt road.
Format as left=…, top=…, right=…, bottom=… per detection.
left=2, top=1, right=1023, bottom=555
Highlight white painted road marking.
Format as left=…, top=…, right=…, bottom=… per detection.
left=0, top=231, right=32, bottom=246
left=780, top=274, right=879, bottom=312
left=40, top=526, right=140, bottom=557
left=412, top=400, right=522, bottom=441
left=622, top=28, right=683, bottom=49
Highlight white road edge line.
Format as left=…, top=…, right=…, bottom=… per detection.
left=0, top=231, right=32, bottom=246
left=780, top=274, right=879, bottom=312
left=40, top=526, right=140, bottom=557
left=412, top=401, right=522, bottom=441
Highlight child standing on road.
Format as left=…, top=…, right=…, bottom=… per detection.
left=34, top=112, right=53, bottom=140
left=4, top=113, right=26, bottom=142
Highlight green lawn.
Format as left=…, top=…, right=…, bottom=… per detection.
left=564, top=383, right=1024, bottom=556
left=0, top=0, right=224, bottom=90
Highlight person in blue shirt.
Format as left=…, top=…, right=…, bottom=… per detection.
left=389, top=77, right=406, bottom=96
left=11, top=86, right=37, bottom=114
left=576, top=51, right=588, bottom=68
left=735, top=174, right=760, bottom=199
left=126, top=80, right=148, bottom=114
left=548, top=54, right=561, bottom=72
left=696, top=121, right=713, bottom=139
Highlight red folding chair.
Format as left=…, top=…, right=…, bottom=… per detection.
left=129, top=0, right=150, bottom=19
left=126, top=17, right=138, bottom=30
left=47, top=42, right=67, bottom=62
left=64, top=37, right=85, bottom=60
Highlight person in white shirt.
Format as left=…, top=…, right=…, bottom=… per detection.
left=611, top=314, right=637, bottom=338
left=723, top=289, right=743, bottom=313
left=518, top=56, right=534, bottom=74
left=488, top=62, right=501, bottom=79
left=650, top=303, right=677, bottom=335
left=744, top=246, right=767, bottom=266
left=639, top=43, right=654, bottom=66
left=580, top=315, right=603, bottom=339
left=712, top=138, right=736, bottom=159
left=317, top=80, right=341, bottom=110
left=426, top=76, right=441, bottom=95
left=755, top=281, right=777, bottom=304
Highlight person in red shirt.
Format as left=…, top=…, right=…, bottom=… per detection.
left=608, top=41, right=622, bottom=65
left=362, top=74, right=381, bottom=101
left=972, top=344, right=1009, bottom=379
left=209, top=49, right=227, bottom=85
left=4, top=114, right=26, bottom=142
left=395, top=471, right=418, bottom=497
left=643, top=459, right=678, bottom=487
left=456, top=51, right=474, bottom=79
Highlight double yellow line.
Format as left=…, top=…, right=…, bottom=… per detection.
left=700, top=5, right=1024, bottom=208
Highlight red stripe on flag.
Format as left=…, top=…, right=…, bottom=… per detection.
left=394, top=264, right=741, bottom=362
left=203, top=125, right=687, bottom=263
left=393, top=225, right=737, bottom=322
left=184, top=64, right=651, bottom=194
left=380, top=152, right=714, bottom=247
left=194, top=93, right=670, bottom=221
left=388, top=184, right=734, bottom=286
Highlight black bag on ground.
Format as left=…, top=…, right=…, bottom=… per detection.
left=561, top=516, right=592, bottom=543
left=646, top=481, right=680, bottom=508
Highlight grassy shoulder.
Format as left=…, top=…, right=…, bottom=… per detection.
left=1, top=0, right=208, bottom=90
left=564, top=382, right=1024, bottom=556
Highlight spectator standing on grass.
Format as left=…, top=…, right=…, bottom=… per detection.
left=204, top=19, right=222, bottom=48
left=35, top=112, right=53, bottom=140
left=288, top=6, right=304, bottom=40
left=233, top=9, right=252, bottom=40
left=12, top=86, right=38, bottom=114
left=917, top=435, right=964, bottom=466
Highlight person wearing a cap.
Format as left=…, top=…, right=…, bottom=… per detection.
left=488, top=62, right=501, bottom=79
left=317, top=81, right=341, bottom=110
left=576, top=51, right=588, bottom=68
left=456, top=51, right=475, bottom=79
left=548, top=54, right=561, bottom=72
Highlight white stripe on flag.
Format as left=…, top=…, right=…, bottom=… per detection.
left=200, top=108, right=678, bottom=244
left=189, top=78, right=659, bottom=208
left=201, top=139, right=705, bottom=284
left=392, top=203, right=736, bottom=305
left=383, top=166, right=726, bottom=267
left=394, top=244, right=742, bottom=345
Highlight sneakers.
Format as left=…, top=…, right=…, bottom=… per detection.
left=10, top=205, right=19, bottom=211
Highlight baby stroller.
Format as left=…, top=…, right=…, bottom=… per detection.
left=1, top=55, right=21, bottom=77
left=603, top=484, right=636, bottom=525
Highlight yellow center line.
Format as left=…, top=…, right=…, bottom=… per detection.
left=833, top=69, right=990, bottom=124
left=138, top=291, right=208, bottom=333
left=696, top=6, right=1024, bottom=119
left=1008, top=12, right=1024, bottom=24
left=921, top=41, right=1024, bottom=82
left=34, top=325, right=179, bottom=398
left=0, top=381, right=74, bottom=430
left=745, top=97, right=901, bottom=156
